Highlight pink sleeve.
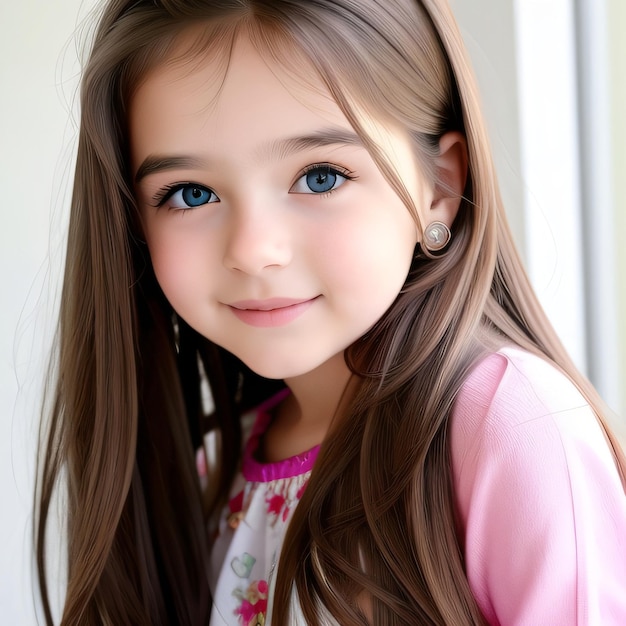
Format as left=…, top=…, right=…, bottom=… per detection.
left=451, top=349, right=626, bottom=625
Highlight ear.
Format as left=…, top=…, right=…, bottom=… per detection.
left=428, top=131, right=468, bottom=226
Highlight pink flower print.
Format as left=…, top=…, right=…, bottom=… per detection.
left=229, top=489, right=245, bottom=515
left=247, top=579, right=268, bottom=604
left=296, top=480, right=308, bottom=500
left=235, top=580, right=268, bottom=626
left=266, top=493, right=286, bottom=516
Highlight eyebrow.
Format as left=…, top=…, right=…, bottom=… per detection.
left=259, top=128, right=363, bottom=162
left=134, top=127, right=363, bottom=184
left=134, top=156, right=206, bottom=184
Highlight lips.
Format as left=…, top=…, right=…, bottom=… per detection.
left=227, top=297, right=318, bottom=327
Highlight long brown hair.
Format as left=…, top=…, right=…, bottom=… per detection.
left=36, top=1, right=626, bottom=624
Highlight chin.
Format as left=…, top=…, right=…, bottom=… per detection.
left=234, top=352, right=323, bottom=381
left=242, top=362, right=311, bottom=381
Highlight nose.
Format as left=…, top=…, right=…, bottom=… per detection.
left=223, top=206, right=292, bottom=275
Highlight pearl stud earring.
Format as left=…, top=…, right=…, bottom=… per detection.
left=423, top=221, right=451, bottom=252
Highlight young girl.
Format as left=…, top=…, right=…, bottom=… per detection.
left=36, top=0, right=626, bottom=624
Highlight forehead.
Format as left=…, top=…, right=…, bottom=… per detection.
left=129, top=28, right=348, bottom=144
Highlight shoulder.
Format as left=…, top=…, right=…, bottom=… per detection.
left=449, top=346, right=626, bottom=624
left=452, top=345, right=588, bottom=437
left=450, top=345, right=622, bottom=519
left=450, top=346, right=601, bottom=482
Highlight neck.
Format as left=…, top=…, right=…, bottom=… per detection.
left=284, top=352, right=353, bottom=425
left=262, top=352, right=354, bottom=462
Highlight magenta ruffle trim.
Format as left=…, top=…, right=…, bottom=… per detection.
left=242, top=388, right=320, bottom=483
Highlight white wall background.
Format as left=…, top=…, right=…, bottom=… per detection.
left=0, top=1, right=98, bottom=622
left=452, top=0, right=588, bottom=373
left=1, top=0, right=622, bottom=623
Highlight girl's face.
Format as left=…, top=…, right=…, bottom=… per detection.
left=130, top=32, right=431, bottom=381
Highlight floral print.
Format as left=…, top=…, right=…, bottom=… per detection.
left=208, top=391, right=320, bottom=624
left=265, top=480, right=308, bottom=525
left=233, top=579, right=269, bottom=625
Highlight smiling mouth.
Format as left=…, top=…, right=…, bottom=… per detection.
left=227, top=297, right=318, bottom=327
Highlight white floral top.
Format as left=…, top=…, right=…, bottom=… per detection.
left=207, top=389, right=319, bottom=625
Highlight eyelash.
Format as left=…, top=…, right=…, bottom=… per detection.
left=151, top=183, right=216, bottom=209
left=150, top=162, right=357, bottom=209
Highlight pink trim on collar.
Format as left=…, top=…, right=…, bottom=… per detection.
left=241, top=389, right=320, bottom=482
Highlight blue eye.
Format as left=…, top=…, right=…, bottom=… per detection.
left=306, top=168, right=337, bottom=193
left=290, top=164, right=353, bottom=195
left=180, top=185, right=214, bottom=206
left=155, top=183, right=218, bottom=209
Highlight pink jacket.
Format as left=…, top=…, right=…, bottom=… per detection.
left=451, top=347, right=626, bottom=624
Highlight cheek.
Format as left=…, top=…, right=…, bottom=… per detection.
left=145, top=227, right=212, bottom=304
left=152, top=249, right=187, bottom=295
left=316, top=211, right=416, bottom=297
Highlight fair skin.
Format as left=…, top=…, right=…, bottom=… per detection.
left=130, top=31, right=466, bottom=460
